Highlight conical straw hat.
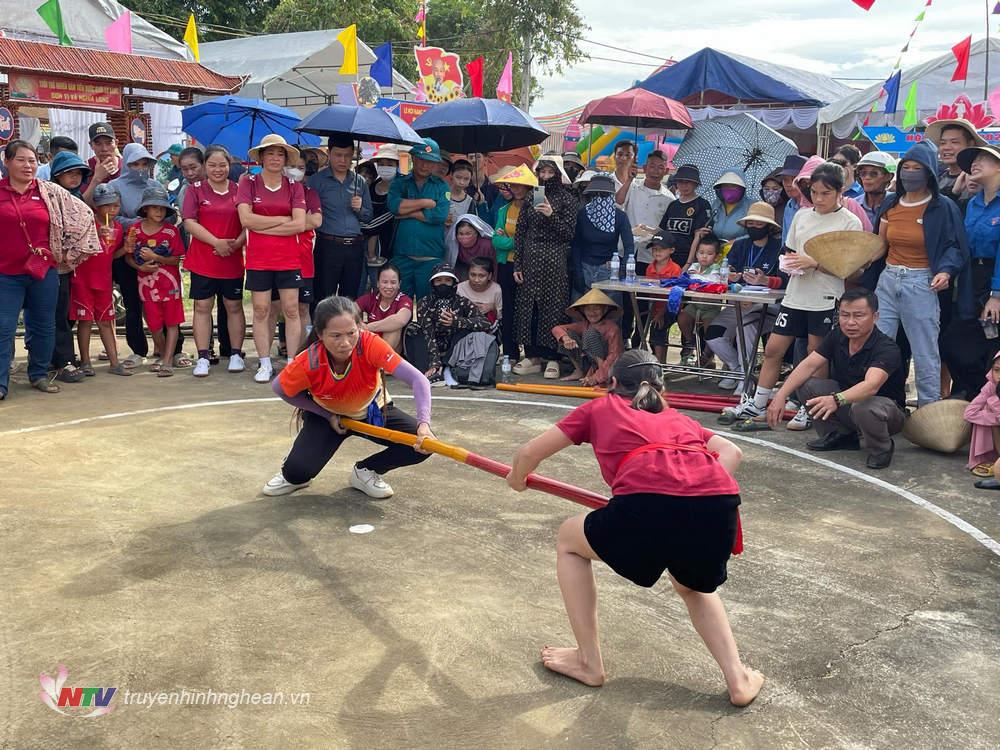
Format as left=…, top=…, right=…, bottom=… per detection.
left=901, top=399, right=972, bottom=453
left=803, top=231, right=883, bottom=280
left=567, top=288, right=622, bottom=320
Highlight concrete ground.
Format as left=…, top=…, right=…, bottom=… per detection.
left=1, top=356, right=999, bottom=749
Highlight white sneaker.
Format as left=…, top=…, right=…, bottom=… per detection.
left=719, top=399, right=763, bottom=425
left=192, top=358, right=210, bottom=378
left=227, top=353, right=245, bottom=373
left=254, top=361, right=273, bottom=383
left=718, top=377, right=738, bottom=390
left=786, top=404, right=813, bottom=431
left=262, top=472, right=310, bottom=496
left=733, top=380, right=746, bottom=397
left=350, top=465, right=394, bottom=499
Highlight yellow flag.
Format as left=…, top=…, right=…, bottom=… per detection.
left=337, top=24, right=358, bottom=75
left=184, top=14, right=200, bottom=62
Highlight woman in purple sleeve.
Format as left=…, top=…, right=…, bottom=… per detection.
left=263, top=295, right=434, bottom=499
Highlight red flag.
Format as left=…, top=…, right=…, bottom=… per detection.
left=951, top=35, right=972, bottom=82
left=465, top=56, right=484, bottom=98
left=851, top=0, right=876, bottom=9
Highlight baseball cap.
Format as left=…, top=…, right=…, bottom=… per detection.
left=89, top=122, right=115, bottom=141
left=647, top=232, right=676, bottom=248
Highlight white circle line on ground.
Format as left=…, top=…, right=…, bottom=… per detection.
left=4, top=394, right=998, bottom=558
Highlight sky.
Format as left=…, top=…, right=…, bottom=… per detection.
left=532, top=0, right=993, bottom=115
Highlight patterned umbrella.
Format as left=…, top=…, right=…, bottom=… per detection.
left=673, top=113, right=797, bottom=197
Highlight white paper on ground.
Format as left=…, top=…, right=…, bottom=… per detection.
left=349, top=524, right=375, bottom=534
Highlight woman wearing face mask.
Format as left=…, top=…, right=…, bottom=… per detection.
left=759, top=173, right=787, bottom=229
left=710, top=170, right=753, bottom=242
left=872, top=140, right=972, bottom=406
left=492, top=165, right=536, bottom=362
left=106, top=143, right=164, bottom=368
left=446, top=213, right=495, bottom=280
left=513, top=156, right=579, bottom=378
left=361, top=145, right=400, bottom=281
left=705, top=202, right=787, bottom=395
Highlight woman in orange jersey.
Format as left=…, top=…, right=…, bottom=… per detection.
left=264, top=295, right=435, bottom=499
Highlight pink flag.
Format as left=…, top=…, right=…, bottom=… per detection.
left=104, top=11, right=132, bottom=54
left=496, top=52, right=513, bottom=103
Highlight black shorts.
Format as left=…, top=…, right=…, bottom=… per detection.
left=771, top=305, right=835, bottom=339
left=271, top=277, right=313, bottom=304
left=189, top=271, right=244, bottom=301
left=583, top=492, right=741, bottom=593
left=246, top=268, right=301, bottom=292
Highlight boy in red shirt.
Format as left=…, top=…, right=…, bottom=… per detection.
left=643, top=233, right=682, bottom=363
left=126, top=185, right=185, bottom=377
left=71, top=183, right=131, bottom=376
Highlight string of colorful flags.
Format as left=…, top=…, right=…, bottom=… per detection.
left=853, top=0, right=933, bottom=136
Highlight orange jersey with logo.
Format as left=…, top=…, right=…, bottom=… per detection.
left=278, top=331, right=402, bottom=418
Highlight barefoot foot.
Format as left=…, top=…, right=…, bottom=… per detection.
left=560, top=369, right=584, bottom=382
left=539, top=646, right=605, bottom=687
left=728, top=667, right=765, bottom=707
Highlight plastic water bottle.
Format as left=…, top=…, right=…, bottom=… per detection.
left=625, top=253, right=637, bottom=284
left=719, top=260, right=731, bottom=286
left=501, top=355, right=512, bottom=383
left=609, top=253, right=621, bottom=281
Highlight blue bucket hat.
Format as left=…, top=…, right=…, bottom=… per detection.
left=412, top=137, right=443, bottom=163
left=49, top=150, right=92, bottom=181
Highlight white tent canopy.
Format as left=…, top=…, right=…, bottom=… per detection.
left=0, top=0, right=186, bottom=156
left=819, top=37, right=1000, bottom=139
left=200, top=30, right=415, bottom=117
left=0, top=0, right=186, bottom=58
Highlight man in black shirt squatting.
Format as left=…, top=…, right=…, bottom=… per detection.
left=766, top=289, right=906, bottom=469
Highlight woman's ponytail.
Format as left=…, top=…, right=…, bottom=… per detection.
left=632, top=380, right=664, bottom=413
left=611, top=349, right=666, bottom=413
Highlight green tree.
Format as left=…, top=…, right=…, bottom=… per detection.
left=122, top=1, right=281, bottom=41
left=260, top=0, right=587, bottom=105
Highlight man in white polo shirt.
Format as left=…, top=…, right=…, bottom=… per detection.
left=617, top=149, right=675, bottom=344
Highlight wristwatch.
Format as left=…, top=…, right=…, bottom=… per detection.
left=990, top=290, right=1000, bottom=300
left=834, top=392, right=848, bottom=407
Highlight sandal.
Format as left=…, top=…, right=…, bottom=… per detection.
left=108, top=363, right=133, bottom=377
left=121, top=354, right=143, bottom=369
left=172, top=354, right=193, bottom=368
left=971, top=462, right=994, bottom=478
left=974, top=478, right=1000, bottom=490
left=98, top=349, right=110, bottom=361
left=80, top=363, right=96, bottom=377
left=157, top=365, right=174, bottom=378
left=30, top=378, right=60, bottom=394
left=149, top=359, right=163, bottom=373
left=543, top=360, right=560, bottom=379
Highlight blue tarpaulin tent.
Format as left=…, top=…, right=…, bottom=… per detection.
left=637, top=48, right=851, bottom=108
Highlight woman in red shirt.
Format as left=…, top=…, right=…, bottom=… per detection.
left=266, top=295, right=435, bottom=499
left=237, top=134, right=306, bottom=384
left=183, top=145, right=247, bottom=377
left=507, top=349, right=764, bottom=706
left=0, top=140, right=99, bottom=398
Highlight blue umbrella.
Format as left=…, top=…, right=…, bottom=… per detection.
left=410, top=98, right=548, bottom=154
left=295, top=104, right=423, bottom=146
left=182, top=96, right=321, bottom=161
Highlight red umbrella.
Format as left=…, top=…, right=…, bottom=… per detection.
left=580, top=88, right=692, bottom=130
